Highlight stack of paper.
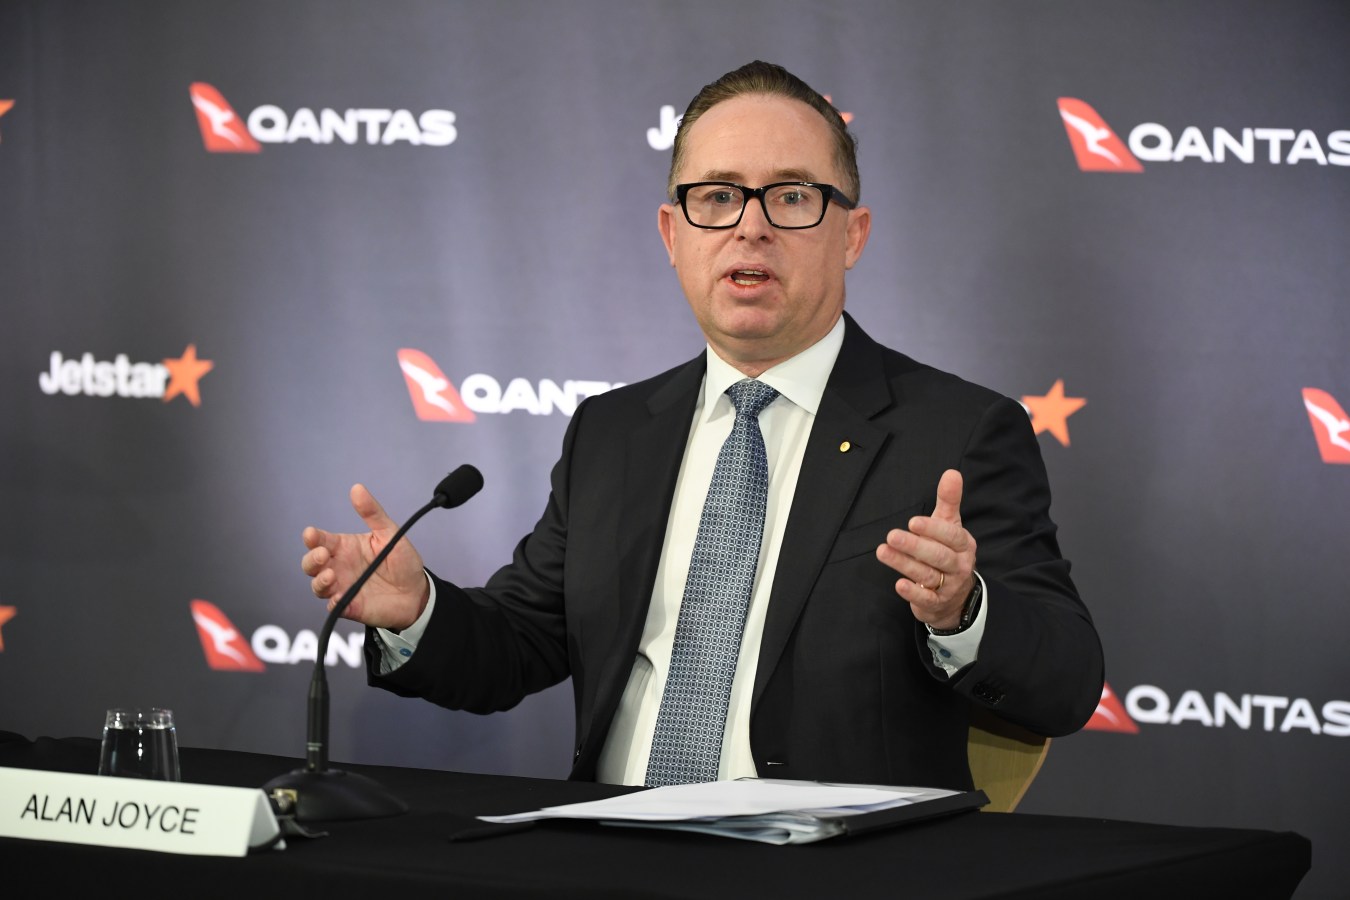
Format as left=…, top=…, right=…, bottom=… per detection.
left=478, top=779, right=969, bottom=845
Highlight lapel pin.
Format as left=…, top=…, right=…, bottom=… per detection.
left=839, top=441, right=851, bottom=453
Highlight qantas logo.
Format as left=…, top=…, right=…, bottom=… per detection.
left=1057, top=99, right=1144, bottom=172
left=1084, top=683, right=1138, bottom=733
left=189, top=83, right=261, bottom=153
left=38, top=345, right=214, bottom=406
left=398, top=349, right=476, bottom=422
left=0, top=99, right=15, bottom=142
left=1302, top=388, right=1350, bottom=464
left=398, top=348, right=621, bottom=421
left=1059, top=98, right=1350, bottom=170
left=190, top=82, right=456, bottom=151
left=1085, top=682, right=1350, bottom=737
left=191, top=600, right=265, bottom=671
left=0, top=606, right=16, bottom=652
left=190, top=601, right=365, bottom=671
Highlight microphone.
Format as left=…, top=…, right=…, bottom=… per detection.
left=432, top=464, right=484, bottom=510
left=264, top=466, right=483, bottom=822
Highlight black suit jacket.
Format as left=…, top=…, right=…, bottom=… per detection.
left=369, top=315, right=1104, bottom=790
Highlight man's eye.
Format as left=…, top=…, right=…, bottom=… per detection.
left=779, top=190, right=805, bottom=205
left=710, top=191, right=738, bottom=205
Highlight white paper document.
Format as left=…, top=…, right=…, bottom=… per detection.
left=478, top=779, right=959, bottom=845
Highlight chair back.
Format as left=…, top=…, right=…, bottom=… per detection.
left=966, top=709, right=1050, bottom=812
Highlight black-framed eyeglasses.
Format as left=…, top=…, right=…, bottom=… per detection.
left=674, top=181, right=857, bottom=230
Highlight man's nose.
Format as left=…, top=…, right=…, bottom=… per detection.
left=735, top=194, right=775, bottom=240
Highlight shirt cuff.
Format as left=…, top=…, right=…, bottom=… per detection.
left=373, top=572, right=436, bottom=674
left=926, top=571, right=988, bottom=677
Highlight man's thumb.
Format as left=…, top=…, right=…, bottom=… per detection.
left=351, top=483, right=397, bottom=535
left=932, top=469, right=964, bottom=522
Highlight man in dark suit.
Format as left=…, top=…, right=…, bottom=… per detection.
left=301, top=61, right=1103, bottom=790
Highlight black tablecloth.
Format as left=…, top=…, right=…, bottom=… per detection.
left=0, top=732, right=1310, bottom=899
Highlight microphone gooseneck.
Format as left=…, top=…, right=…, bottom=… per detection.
left=264, top=467, right=483, bottom=822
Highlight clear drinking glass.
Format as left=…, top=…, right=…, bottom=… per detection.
left=97, top=708, right=181, bottom=781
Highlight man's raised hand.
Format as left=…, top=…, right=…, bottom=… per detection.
left=875, top=469, right=978, bottom=631
left=300, top=484, right=430, bottom=631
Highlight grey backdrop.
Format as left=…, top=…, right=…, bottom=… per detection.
left=2, top=2, right=1346, bottom=896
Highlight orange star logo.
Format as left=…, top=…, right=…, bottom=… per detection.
left=162, top=344, right=214, bottom=406
left=822, top=95, right=854, bottom=125
left=0, top=100, right=13, bottom=142
left=1022, top=379, right=1086, bottom=447
left=0, top=606, right=16, bottom=652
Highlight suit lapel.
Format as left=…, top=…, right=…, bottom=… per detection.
left=753, top=316, right=894, bottom=708
left=616, top=355, right=704, bottom=623
left=586, top=354, right=704, bottom=744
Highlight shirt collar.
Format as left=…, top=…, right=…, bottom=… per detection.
left=700, top=315, right=845, bottom=421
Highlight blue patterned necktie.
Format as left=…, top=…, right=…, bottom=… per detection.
left=645, top=378, right=780, bottom=787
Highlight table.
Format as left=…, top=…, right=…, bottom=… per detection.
left=0, top=732, right=1311, bottom=899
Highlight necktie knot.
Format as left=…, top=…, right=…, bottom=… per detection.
left=726, top=379, right=779, bottom=419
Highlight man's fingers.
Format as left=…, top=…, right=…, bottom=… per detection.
left=906, top=516, right=971, bottom=553
left=881, top=527, right=960, bottom=572
left=350, top=483, right=398, bottom=535
left=311, top=570, right=336, bottom=599
left=302, top=525, right=339, bottom=553
left=931, top=469, right=963, bottom=523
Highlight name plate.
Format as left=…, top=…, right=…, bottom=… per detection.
left=0, top=767, right=281, bottom=856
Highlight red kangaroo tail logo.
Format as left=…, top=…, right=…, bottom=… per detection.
left=190, top=600, right=265, bottom=671
left=397, top=348, right=476, bottom=422
left=1056, top=98, right=1143, bottom=173
left=1084, top=682, right=1139, bottom=733
left=189, top=83, right=261, bottom=153
left=1303, top=388, right=1350, bottom=464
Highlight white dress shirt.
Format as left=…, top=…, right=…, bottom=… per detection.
left=376, top=316, right=987, bottom=784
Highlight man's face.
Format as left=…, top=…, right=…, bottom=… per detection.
left=658, top=94, right=871, bottom=376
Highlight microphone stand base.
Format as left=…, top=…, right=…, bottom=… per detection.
left=263, top=767, right=408, bottom=822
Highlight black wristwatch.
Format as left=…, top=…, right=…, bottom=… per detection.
left=926, top=576, right=984, bottom=636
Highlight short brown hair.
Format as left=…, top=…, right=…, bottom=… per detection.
left=667, top=60, right=860, bottom=202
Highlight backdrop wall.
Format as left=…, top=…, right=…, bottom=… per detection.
left=2, top=2, right=1346, bottom=896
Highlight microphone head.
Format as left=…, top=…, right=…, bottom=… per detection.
left=432, top=465, right=484, bottom=509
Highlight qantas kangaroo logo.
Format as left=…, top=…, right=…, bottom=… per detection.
left=1057, top=98, right=1144, bottom=173
left=189, top=83, right=261, bottom=153
left=1084, top=682, right=1140, bottom=733
left=191, top=600, right=266, bottom=671
left=1303, top=388, right=1350, bottom=464
left=397, top=349, right=477, bottom=422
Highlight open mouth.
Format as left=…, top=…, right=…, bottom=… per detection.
left=729, top=269, right=770, bottom=286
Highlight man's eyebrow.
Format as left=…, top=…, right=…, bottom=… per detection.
left=697, top=168, right=818, bottom=184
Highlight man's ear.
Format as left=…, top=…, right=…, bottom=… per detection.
left=657, top=203, right=678, bottom=266
left=844, top=205, right=872, bottom=270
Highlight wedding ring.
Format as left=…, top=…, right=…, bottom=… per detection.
left=932, top=571, right=945, bottom=592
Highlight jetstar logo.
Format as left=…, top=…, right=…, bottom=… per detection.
left=1059, top=97, right=1350, bottom=171
left=1021, top=379, right=1086, bottom=447
left=397, top=348, right=621, bottom=421
left=38, top=345, right=214, bottom=406
left=190, top=82, right=456, bottom=152
left=647, top=94, right=853, bottom=151
left=1085, top=682, right=1350, bottom=737
left=1302, top=387, right=1350, bottom=464
left=189, top=600, right=365, bottom=671
left=0, top=99, right=15, bottom=143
